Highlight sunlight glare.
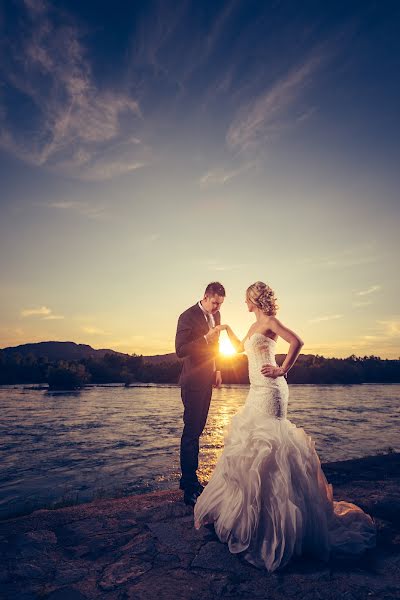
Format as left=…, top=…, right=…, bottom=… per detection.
left=219, top=335, right=236, bottom=356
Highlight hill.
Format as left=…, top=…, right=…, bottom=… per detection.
left=1, top=341, right=128, bottom=362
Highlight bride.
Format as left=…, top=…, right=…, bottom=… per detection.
left=193, top=281, right=377, bottom=572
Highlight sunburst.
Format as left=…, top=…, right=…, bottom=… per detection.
left=219, top=336, right=236, bottom=356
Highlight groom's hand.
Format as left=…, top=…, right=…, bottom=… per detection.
left=205, top=327, right=219, bottom=343
left=214, top=371, right=222, bottom=388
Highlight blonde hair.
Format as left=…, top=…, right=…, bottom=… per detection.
left=246, top=281, right=279, bottom=316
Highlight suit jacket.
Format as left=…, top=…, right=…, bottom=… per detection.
left=175, top=302, right=221, bottom=388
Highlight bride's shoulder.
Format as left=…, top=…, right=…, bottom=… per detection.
left=261, top=315, right=281, bottom=337
left=262, top=315, right=276, bottom=327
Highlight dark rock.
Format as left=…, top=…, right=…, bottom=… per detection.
left=45, top=587, right=88, bottom=599
left=370, top=496, right=400, bottom=523
left=146, top=521, right=193, bottom=553
left=98, top=557, right=152, bottom=591
left=53, top=561, right=89, bottom=585
left=191, top=541, right=250, bottom=576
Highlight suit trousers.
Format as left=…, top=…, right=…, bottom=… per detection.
left=179, top=382, right=213, bottom=490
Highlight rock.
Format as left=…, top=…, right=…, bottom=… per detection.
left=371, top=497, right=400, bottom=523
left=26, top=529, right=57, bottom=545
left=45, top=587, right=88, bottom=599
left=146, top=521, right=193, bottom=553
left=53, top=561, right=89, bottom=585
left=13, top=561, right=48, bottom=580
left=153, top=552, right=181, bottom=566
left=98, top=557, right=152, bottom=591
left=124, top=567, right=219, bottom=600
left=191, top=541, right=250, bottom=576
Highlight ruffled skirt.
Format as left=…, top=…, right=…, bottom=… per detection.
left=193, top=399, right=377, bottom=572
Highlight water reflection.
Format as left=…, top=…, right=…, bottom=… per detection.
left=0, top=383, right=398, bottom=520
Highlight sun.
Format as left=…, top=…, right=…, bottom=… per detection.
left=219, top=336, right=236, bottom=356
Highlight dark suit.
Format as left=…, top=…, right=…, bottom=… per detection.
left=175, top=302, right=221, bottom=491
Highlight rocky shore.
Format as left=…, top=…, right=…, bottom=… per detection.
left=1, top=452, right=399, bottom=600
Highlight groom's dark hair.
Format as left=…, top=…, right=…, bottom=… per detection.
left=204, top=282, right=226, bottom=297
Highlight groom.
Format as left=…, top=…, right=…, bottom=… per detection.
left=175, top=281, right=225, bottom=506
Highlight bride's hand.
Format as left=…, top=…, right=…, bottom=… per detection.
left=261, top=364, right=285, bottom=378
left=215, top=324, right=228, bottom=332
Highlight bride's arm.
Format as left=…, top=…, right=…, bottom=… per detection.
left=261, top=316, right=304, bottom=377
left=216, top=324, right=246, bottom=353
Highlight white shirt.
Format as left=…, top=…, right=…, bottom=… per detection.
left=198, top=301, right=218, bottom=372
left=198, top=301, right=215, bottom=328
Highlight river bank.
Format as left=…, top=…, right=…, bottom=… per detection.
left=1, top=452, right=399, bottom=599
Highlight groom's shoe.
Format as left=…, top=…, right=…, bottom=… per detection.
left=183, top=490, right=198, bottom=507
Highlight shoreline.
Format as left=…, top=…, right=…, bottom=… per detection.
left=1, top=452, right=399, bottom=599
left=1, top=449, right=397, bottom=524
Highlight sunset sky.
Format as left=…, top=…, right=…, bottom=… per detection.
left=0, top=0, right=399, bottom=359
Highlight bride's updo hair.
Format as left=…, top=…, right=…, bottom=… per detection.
left=246, top=281, right=279, bottom=316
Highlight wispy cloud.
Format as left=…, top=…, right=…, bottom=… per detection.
left=226, top=52, right=325, bottom=153
left=198, top=161, right=254, bottom=188
left=196, top=258, right=248, bottom=272
left=21, top=306, right=52, bottom=317
left=0, top=1, right=149, bottom=180
left=21, top=305, right=64, bottom=320
left=82, top=326, right=110, bottom=336
left=357, top=285, right=381, bottom=296
left=297, top=245, right=379, bottom=270
left=309, top=314, right=343, bottom=324
left=352, top=300, right=373, bottom=308
left=44, top=200, right=111, bottom=221
left=377, top=319, right=400, bottom=337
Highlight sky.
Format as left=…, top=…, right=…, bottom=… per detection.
left=0, top=0, right=399, bottom=359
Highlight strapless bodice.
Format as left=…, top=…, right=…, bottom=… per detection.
left=243, top=332, right=288, bottom=418
left=244, top=333, right=285, bottom=387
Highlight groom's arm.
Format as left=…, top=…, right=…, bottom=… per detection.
left=175, top=312, right=209, bottom=359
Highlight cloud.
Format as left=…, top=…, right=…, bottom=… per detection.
left=297, top=245, right=379, bottom=270
left=352, top=300, right=373, bottom=308
left=21, top=306, right=52, bottom=317
left=226, top=52, right=324, bottom=153
left=377, top=319, right=400, bottom=338
left=82, top=326, right=110, bottom=335
left=0, top=1, right=149, bottom=180
left=21, top=305, right=64, bottom=320
left=199, top=167, right=241, bottom=187
left=198, top=161, right=255, bottom=187
left=308, top=314, right=343, bottom=324
left=357, top=285, right=381, bottom=296
left=44, top=200, right=111, bottom=221
left=196, top=258, right=248, bottom=272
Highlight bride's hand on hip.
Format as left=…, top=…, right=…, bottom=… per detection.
left=261, top=364, right=285, bottom=378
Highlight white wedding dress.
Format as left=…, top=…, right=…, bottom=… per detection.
left=194, top=333, right=377, bottom=572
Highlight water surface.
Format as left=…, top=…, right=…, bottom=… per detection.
left=1, top=383, right=398, bottom=520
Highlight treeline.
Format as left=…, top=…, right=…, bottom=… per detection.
left=0, top=350, right=399, bottom=388
left=0, top=351, right=180, bottom=389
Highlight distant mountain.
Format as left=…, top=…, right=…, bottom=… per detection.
left=0, top=341, right=128, bottom=361
left=0, top=340, right=179, bottom=364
